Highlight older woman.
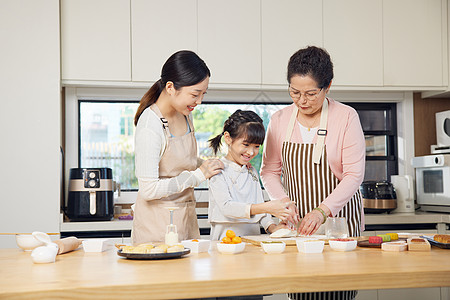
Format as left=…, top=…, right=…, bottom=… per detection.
left=261, top=46, right=365, bottom=300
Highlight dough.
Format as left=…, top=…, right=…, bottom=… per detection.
left=270, top=228, right=298, bottom=238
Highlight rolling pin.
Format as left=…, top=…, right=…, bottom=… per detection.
left=54, top=237, right=82, bottom=254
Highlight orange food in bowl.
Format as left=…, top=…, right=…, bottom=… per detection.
left=222, top=236, right=232, bottom=244
left=226, top=230, right=236, bottom=239
left=231, top=236, right=242, bottom=244
left=192, top=239, right=199, bottom=242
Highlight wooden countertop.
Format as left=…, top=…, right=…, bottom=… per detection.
left=1, top=242, right=450, bottom=299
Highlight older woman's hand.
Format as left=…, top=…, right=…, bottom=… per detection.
left=297, top=209, right=324, bottom=236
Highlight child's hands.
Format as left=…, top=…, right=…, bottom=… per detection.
left=199, top=159, right=224, bottom=179
left=267, top=222, right=290, bottom=234
left=265, top=198, right=299, bottom=224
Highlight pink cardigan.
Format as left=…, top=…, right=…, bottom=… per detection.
left=260, top=98, right=365, bottom=221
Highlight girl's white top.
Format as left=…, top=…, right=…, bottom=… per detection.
left=208, top=158, right=275, bottom=231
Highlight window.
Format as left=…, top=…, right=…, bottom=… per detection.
left=344, top=102, right=397, bottom=181
left=79, top=101, right=139, bottom=190
left=77, top=100, right=397, bottom=191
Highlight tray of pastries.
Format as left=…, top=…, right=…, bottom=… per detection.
left=116, top=243, right=190, bottom=260
left=420, top=235, right=450, bottom=249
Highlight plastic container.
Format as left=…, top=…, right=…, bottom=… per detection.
left=181, top=239, right=211, bottom=253
left=329, top=239, right=357, bottom=252
left=216, top=242, right=245, bottom=254
left=296, top=239, right=324, bottom=253
left=260, top=241, right=286, bottom=254
left=82, top=239, right=110, bottom=252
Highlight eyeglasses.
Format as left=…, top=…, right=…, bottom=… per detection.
left=288, top=86, right=323, bottom=102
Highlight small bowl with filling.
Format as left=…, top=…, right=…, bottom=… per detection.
left=329, top=238, right=357, bottom=252
left=260, top=241, right=286, bottom=254
left=296, top=239, right=325, bottom=253
left=181, top=239, right=211, bottom=253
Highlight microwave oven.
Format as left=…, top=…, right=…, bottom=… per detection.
left=411, top=154, right=450, bottom=213
left=435, top=110, right=450, bottom=146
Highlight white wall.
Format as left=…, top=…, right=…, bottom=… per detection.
left=0, top=0, right=61, bottom=248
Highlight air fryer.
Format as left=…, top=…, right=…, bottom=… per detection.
left=67, top=168, right=114, bottom=221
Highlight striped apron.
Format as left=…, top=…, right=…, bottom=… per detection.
left=283, top=100, right=362, bottom=300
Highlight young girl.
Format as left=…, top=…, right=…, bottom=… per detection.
left=132, top=50, right=224, bottom=245
left=207, top=110, right=297, bottom=241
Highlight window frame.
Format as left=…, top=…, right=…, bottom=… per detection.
left=65, top=88, right=412, bottom=204
left=344, top=102, right=398, bottom=181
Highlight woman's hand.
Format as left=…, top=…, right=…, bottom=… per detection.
left=199, top=159, right=224, bottom=179
left=297, top=209, right=324, bottom=236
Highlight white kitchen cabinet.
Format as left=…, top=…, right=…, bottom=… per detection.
left=131, top=0, right=197, bottom=82
left=198, top=0, right=261, bottom=85
left=61, top=0, right=131, bottom=81
left=0, top=0, right=60, bottom=247
left=261, top=0, right=323, bottom=85
left=383, top=0, right=445, bottom=87
left=323, top=0, right=383, bottom=87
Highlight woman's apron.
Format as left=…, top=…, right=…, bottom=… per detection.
left=282, top=100, right=362, bottom=300
left=132, top=104, right=200, bottom=245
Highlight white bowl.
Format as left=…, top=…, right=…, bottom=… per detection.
left=181, top=239, right=210, bottom=253
left=261, top=241, right=286, bottom=254
left=329, top=239, right=357, bottom=252
left=16, top=234, right=45, bottom=251
left=216, top=242, right=245, bottom=254
left=82, top=239, right=110, bottom=252
left=296, top=239, right=324, bottom=253
left=31, top=244, right=58, bottom=263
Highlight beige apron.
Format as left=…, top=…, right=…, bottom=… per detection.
left=283, top=101, right=362, bottom=300
left=132, top=104, right=200, bottom=245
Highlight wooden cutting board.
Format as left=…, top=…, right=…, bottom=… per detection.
left=241, top=234, right=328, bottom=247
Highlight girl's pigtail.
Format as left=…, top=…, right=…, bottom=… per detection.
left=208, top=133, right=223, bottom=155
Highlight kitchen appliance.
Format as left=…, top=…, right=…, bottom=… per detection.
left=435, top=110, right=450, bottom=146
left=67, top=168, right=114, bottom=221
left=360, top=181, right=397, bottom=214
left=391, top=175, right=415, bottom=213
left=411, top=154, right=450, bottom=213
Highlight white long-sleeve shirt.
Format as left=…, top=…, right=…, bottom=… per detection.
left=208, top=158, right=274, bottom=240
left=134, top=107, right=206, bottom=201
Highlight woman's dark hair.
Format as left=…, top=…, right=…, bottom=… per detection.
left=208, top=110, right=265, bottom=155
left=287, top=46, right=334, bottom=89
left=134, top=50, right=211, bottom=125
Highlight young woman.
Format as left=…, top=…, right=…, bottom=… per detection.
left=207, top=110, right=297, bottom=241
left=132, top=50, right=224, bottom=245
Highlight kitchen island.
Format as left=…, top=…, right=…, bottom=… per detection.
left=1, top=242, right=450, bottom=299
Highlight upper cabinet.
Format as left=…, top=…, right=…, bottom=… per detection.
left=131, top=0, right=197, bottom=82
left=61, top=0, right=131, bottom=81
left=383, top=0, right=445, bottom=87
left=323, top=0, right=383, bottom=87
left=198, top=0, right=261, bottom=85
left=60, top=0, right=447, bottom=91
left=261, top=0, right=323, bottom=85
